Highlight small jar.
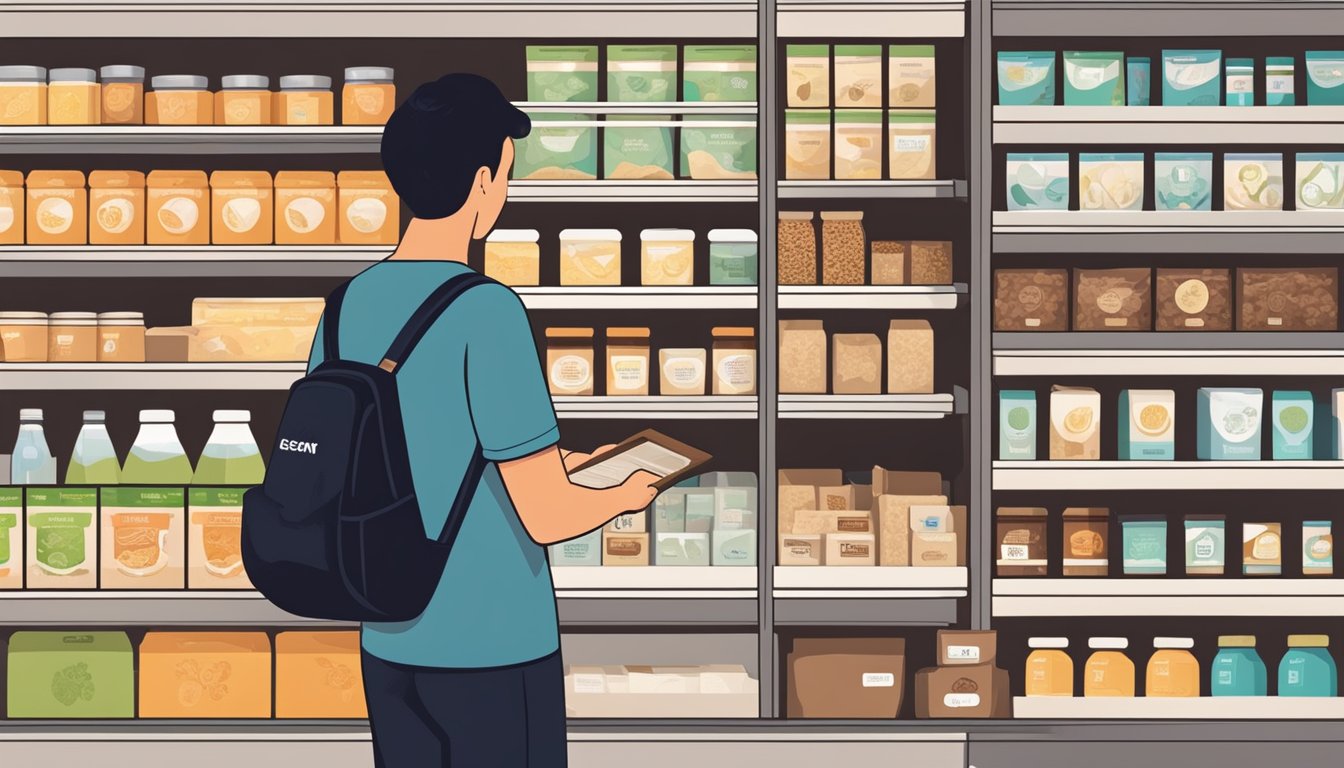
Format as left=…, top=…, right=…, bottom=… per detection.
left=48, top=68, right=100, bottom=125
left=1025, top=637, right=1073, bottom=697
left=0, top=170, right=24, bottom=245
left=708, top=229, right=757, bottom=286
left=1146, top=637, right=1199, bottom=698
left=1083, top=637, right=1134, bottom=697
left=0, top=66, right=47, bottom=125
left=48, top=311, right=98, bottom=362
left=1280, top=635, right=1337, bottom=697
left=605, top=327, right=650, bottom=396
left=100, top=65, right=145, bottom=124
left=560, top=229, right=622, bottom=286
left=545, top=328, right=595, bottom=396
left=484, top=229, right=541, bottom=286
left=1212, top=635, right=1267, bottom=697
left=0, top=311, right=49, bottom=362
left=147, top=75, right=213, bottom=125
left=640, top=228, right=695, bottom=286
left=276, top=75, right=334, bottom=125
left=658, top=348, right=707, bottom=396
left=342, top=66, right=395, bottom=125
left=711, top=327, right=756, bottom=396
left=97, top=312, right=146, bottom=363
left=216, top=75, right=272, bottom=126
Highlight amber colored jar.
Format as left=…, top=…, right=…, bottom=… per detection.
left=89, top=170, right=146, bottom=245
left=546, top=328, right=595, bottom=396
left=0, top=170, right=24, bottom=245
left=0, top=66, right=47, bottom=125
left=47, top=68, right=100, bottom=125
left=1025, top=637, right=1074, bottom=697
left=100, top=65, right=145, bottom=124
left=605, top=327, right=651, bottom=396
left=97, top=312, right=146, bottom=363
left=147, top=75, right=214, bottom=125
left=711, top=326, right=756, bottom=396
left=0, top=312, right=49, bottom=362
left=216, top=75, right=272, bottom=126
left=276, top=75, right=334, bottom=125
left=342, top=67, right=395, bottom=125
left=48, top=312, right=98, bottom=362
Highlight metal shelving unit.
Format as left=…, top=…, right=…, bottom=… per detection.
left=992, top=461, right=1344, bottom=491
left=779, top=284, right=966, bottom=310
left=993, top=579, right=1344, bottom=617
left=993, top=333, right=1344, bottom=376
left=778, top=180, right=968, bottom=199
left=993, top=106, right=1344, bottom=144
left=778, top=393, right=960, bottom=419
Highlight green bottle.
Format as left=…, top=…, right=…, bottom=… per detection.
left=66, top=410, right=121, bottom=485
left=192, top=410, right=265, bottom=486
left=120, top=410, right=193, bottom=485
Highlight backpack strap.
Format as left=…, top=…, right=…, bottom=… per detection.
left=322, top=281, right=350, bottom=361
left=378, top=272, right=494, bottom=374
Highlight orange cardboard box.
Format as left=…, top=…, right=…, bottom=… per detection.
left=139, top=632, right=271, bottom=718
left=276, top=631, right=368, bottom=719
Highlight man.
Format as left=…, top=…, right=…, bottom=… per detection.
left=308, top=73, right=658, bottom=767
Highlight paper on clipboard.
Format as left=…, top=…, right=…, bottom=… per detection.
left=567, top=430, right=711, bottom=490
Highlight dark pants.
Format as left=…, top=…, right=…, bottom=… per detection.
left=362, top=649, right=568, bottom=768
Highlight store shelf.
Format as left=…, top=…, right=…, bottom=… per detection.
left=1, top=1, right=759, bottom=38
left=993, top=210, right=1344, bottom=253
left=779, top=284, right=966, bottom=310
left=509, top=180, right=758, bottom=203
left=0, top=246, right=385, bottom=278
left=778, top=393, right=960, bottom=419
left=994, top=106, right=1344, bottom=145
left=517, top=102, right=758, bottom=115
left=515, top=287, right=758, bottom=310
left=553, top=566, right=757, bottom=598
left=994, top=579, right=1344, bottom=617
left=773, top=567, right=968, bottom=598
left=778, top=0, right=966, bottom=37
left=1013, top=697, right=1344, bottom=721
left=993, top=461, right=1344, bottom=491
left=993, top=333, right=1344, bottom=376
left=552, top=396, right=759, bottom=420
left=991, top=1, right=1344, bottom=38
left=0, top=363, right=307, bottom=391
left=777, top=180, right=967, bottom=199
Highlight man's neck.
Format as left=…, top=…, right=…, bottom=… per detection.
left=388, top=213, right=475, bottom=262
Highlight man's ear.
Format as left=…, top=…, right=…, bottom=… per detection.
left=476, top=165, right=494, bottom=195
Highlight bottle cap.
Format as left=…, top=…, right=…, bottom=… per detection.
left=18, top=408, right=43, bottom=421
left=82, top=410, right=106, bottom=422
left=345, top=66, right=394, bottom=82
left=280, top=74, right=332, bottom=90
left=222, top=74, right=270, bottom=90
left=101, top=65, right=145, bottom=80
left=50, top=68, right=97, bottom=83
left=152, top=75, right=208, bottom=90
left=213, top=410, right=252, bottom=423
left=1088, top=637, right=1128, bottom=650
left=1154, top=637, right=1194, bottom=650
left=1028, top=637, right=1069, bottom=649
left=1218, top=635, right=1257, bottom=648
left=140, top=409, right=176, bottom=423
left=1288, top=634, right=1330, bottom=648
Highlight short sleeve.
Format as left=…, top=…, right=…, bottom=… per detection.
left=464, top=284, right=560, bottom=461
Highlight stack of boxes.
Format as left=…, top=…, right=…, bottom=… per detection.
left=914, top=630, right=1011, bottom=718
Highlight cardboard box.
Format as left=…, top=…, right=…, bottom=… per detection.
left=7, top=632, right=134, bottom=718
left=910, top=504, right=958, bottom=566
left=550, top=529, right=602, bottom=566
left=786, top=637, right=906, bottom=718
left=100, top=487, right=186, bottom=589
left=832, top=333, right=882, bottom=394
left=139, top=632, right=272, bottom=718
left=684, top=491, right=716, bottom=533
left=25, top=488, right=97, bottom=589
left=275, top=631, right=367, bottom=719
left=188, top=488, right=252, bottom=590
left=605, top=509, right=647, bottom=534
left=887, top=319, right=934, bottom=394
left=779, top=533, right=823, bottom=566
left=191, top=297, right=325, bottom=327
left=818, top=485, right=855, bottom=511
left=0, top=487, right=22, bottom=589
left=712, top=529, right=756, bottom=566
left=779, top=319, right=828, bottom=394
left=713, top=487, right=757, bottom=530
left=871, top=467, right=943, bottom=499
left=654, top=532, right=711, bottom=566
left=188, top=324, right=317, bottom=362
left=145, top=326, right=194, bottom=362
left=602, top=531, right=649, bottom=566
left=654, top=490, right=686, bottom=533
left=915, top=663, right=1010, bottom=718
left=950, top=505, right=968, bottom=567
left=824, top=532, right=876, bottom=565
left=876, top=494, right=946, bottom=566
left=937, top=630, right=998, bottom=667
left=793, top=509, right=873, bottom=535
left=779, top=469, right=843, bottom=535
left=1050, top=385, right=1102, bottom=460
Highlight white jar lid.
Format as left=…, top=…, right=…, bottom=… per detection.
left=222, top=74, right=270, bottom=90
left=1028, top=637, right=1069, bottom=650
left=101, top=65, right=145, bottom=80
left=19, top=408, right=43, bottom=421
left=213, top=409, right=252, bottom=423
left=50, top=68, right=97, bottom=83
left=152, top=75, right=208, bottom=90
left=1088, top=637, right=1129, bottom=650
left=345, top=66, right=395, bottom=82
left=487, top=229, right=540, bottom=243
left=560, top=229, right=622, bottom=242
left=98, top=311, right=144, bottom=321
left=0, top=66, right=46, bottom=82
left=280, top=74, right=332, bottom=90
left=0, top=311, right=49, bottom=324
left=640, top=228, right=695, bottom=242
left=50, top=311, right=98, bottom=324
left=1154, top=637, right=1195, bottom=650
left=83, top=410, right=106, bottom=422
left=140, top=409, right=176, bottom=423
left=708, top=229, right=758, bottom=243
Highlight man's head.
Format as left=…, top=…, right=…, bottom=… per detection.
left=381, top=73, right=530, bottom=237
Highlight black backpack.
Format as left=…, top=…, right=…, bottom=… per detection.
left=242, top=271, right=493, bottom=622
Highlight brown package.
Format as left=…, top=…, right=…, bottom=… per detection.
left=780, top=320, right=828, bottom=394
left=818, top=485, right=855, bottom=511
left=994, top=269, right=1068, bottom=331
left=779, top=533, right=823, bottom=566
left=786, top=637, right=906, bottom=719
left=778, top=211, right=818, bottom=285
left=915, top=664, right=1011, bottom=719
left=145, top=326, right=194, bottom=362
left=824, top=533, right=877, bottom=565
left=910, top=241, right=953, bottom=285
left=778, top=469, right=843, bottom=535
left=821, top=211, right=866, bottom=285
left=851, top=484, right=873, bottom=513
left=937, top=629, right=998, bottom=666
left=871, top=468, right=943, bottom=498
left=1074, top=268, right=1152, bottom=331
left=886, top=319, right=934, bottom=394
left=602, top=532, right=649, bottom=566
left=872, top=241, right=907, bottom=285
left=1155, top=268, right=1232, bottom=331
left=832, top=333, right=882, bottom=394
left=1063, top=507, right=1110, bottom=576
left=793, top=509, right=872, bottom=535
left=996, top=507, right=1047, bottom=576
left=1238, top=268, right=1339, bottom=331
left=877, top=494, right=946, bottom=566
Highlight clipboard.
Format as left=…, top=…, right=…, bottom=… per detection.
left=566, top=429, right=712, bottom=491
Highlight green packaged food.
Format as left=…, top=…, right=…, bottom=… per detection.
left=525, top=46, right=598, bottom=102
left=25, top=488, right=97, bottom=589
left=604, top=115, right=674, bottom=180
left=514, top=113, right=597, bottom=181
left=683, top=45, right=757, bottom=102
left=998, top=51, right=1056, bottom=105
left=607, top=45, right=677, bottom=102
left=680, top=115, right=757, bottom=179
left=1064, top=51, right=1124, bottom=105
left=1296, top=152, right=1344, bottom=210
left=708, top=229, right=758, bottom=285
left=1306, top=51, right=1344, bottom=105
left=1163, top=49, right=1222, bottom=106
left=7, top=631, right=134, bottom=718
left=0, top=487, right=20, bottom=589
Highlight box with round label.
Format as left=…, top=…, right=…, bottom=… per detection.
left=139, top=632, right=271, bottom=718
left=89, top=171, right=146, bottom=245
left=337, top=170, right=399, bottom=245
left=147, top=170, right=209, bottom=245
left=276, top=631, right=367, bottom=719
left=1155, top=268, right=1231, bottom=331
left=26, top=170, right=87, bottom=245
left=210, top=171, right=272, bottom=245
left=274, top=171, right=336, bottom=245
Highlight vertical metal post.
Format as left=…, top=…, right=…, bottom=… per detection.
left=968, top=0, right=993, bottom=631
left=758, top=0, right=780, bottom=719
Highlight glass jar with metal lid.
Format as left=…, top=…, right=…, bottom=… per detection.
left=342, top=66, right=395, bottom=125
left=0, top=311, right=49, bottom=362
left=147, top=75, right=213, bottom=125
left=216, top=75, right=272, bottom=126
left=100, top=65, right=145, bottom=124
left=277, top=75, right=334, bottom=125
left=97, top=312, right=146, bottom=363
left=48, top=68, right=100, bottom=125
left=48, top=311, right=99, bottom=362
left=0, top=66, right=47, bottom=125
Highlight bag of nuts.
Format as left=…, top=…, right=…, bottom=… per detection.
left=778, top=211, right=818, bottom=285
left=872, top=241, right=908, bottom=285
left=821, top=210, right=865, bottom=285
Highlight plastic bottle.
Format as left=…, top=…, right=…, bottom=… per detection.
left=1211, top=635, right=1267, bottom=696
left=1084, top=637, right=1135, bottom=697
left=1279, top=635, right=1337, bottom=697
left=120, top=410, right=193, bottom=484
left=193, top=410, right=266, bottom=485
left=66, top=410, right=121, bottom=485
left=1146, top=637, right=1200, bottom=697
left=1025, top=637, right=1074, bottom=696
left=10, top=408, right=56, bottom=484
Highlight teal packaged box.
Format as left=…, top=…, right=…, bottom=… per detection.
left=1127, top=57, right=1151, bottom=106
left=1267, top=57, right=1296, bottom=106
left=1272, top=391, right=1315, bottom=460
left=1118, top=390, right=1175, bottom=461
left=1122, top=516, right=1167, bottom=575
left=1226, top=58, right=1255, bottom=106
left=998, top=51, right=1056, bottom=105
left=712, top=529, right=756, bottom=566
left=513, top=113, right=597, bottom=181
left=1005, top=153, right=1069, bottom=210
left=7, top=631, right=134, bottom=718
left=1197, top=387, right=1263, bottom=461
left=1306, top=51, right=1344, bottom=105
left=1296, top=152, right=1344, bottom=210
left=1163, top=50, right=1222, bottom=106
left=1184, top=516, right=1225, bottom=575
left=1155, top=152, right=1213, bottom=210
left=684, top=490, right=715, bottom=533
left=1064, top=51, right=1124, bottom=105
left=999, top=390, right=1037, bottom=460
left=1279, top=637, right=1337, bottom=697
left=1212, top=640, right=1267, bottom=696
left=549, top=528, right=602, bottom=566
left=654, top=489, right=687, bottom=533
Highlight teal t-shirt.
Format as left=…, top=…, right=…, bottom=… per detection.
left=309, top=260, right=561, bottom=668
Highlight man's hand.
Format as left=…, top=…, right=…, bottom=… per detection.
left=561, top=443, right=618, bottom=473
left=613, top=470, right=660, bottom=513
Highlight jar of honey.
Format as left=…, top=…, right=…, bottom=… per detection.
left=1084, top=637, right=1135, bottom=697
left=711, top=327, right=756, bottom=396
left=1025, top=637, right=1074, bottom=697
left=1146, top=637, right=1199, bottom=698
left=97, top=312, right=146, bottom=363
left=100, top=65, right=145, bottom=124
left=0, top=312, right=49, bottom=362
left=545, top=327, right=595, bottom=396
left=0, top=66, right=47, bottom=125
left=147, top=75, right=213, bottom=125
left=48, top=312, right=99, bottom=362
left=0, top=170, right=24, bottom=245
left=342, top=66, right=395, bottom=125
left=216, top=75, right=272, bottom=126
left=276, top=75, right=334, bottom=125
left=48, top=68, right=100, bottom=125
left=606, top=327, right=651, bottom=396
left=89, top=170, right=146, bottom=245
